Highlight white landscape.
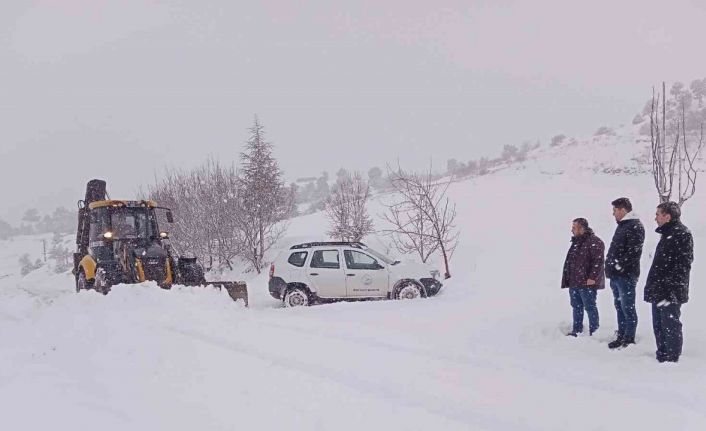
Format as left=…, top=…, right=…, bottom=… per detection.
left=3, top=2, right=706, bottom=430
left=1, top=124, right=705, bottom=430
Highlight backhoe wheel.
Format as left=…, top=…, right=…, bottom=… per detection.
left=76, top=271, right=93, bottom=293
left=394, top=281, right=424, bottom=300
left=283, top=287, right=310, bottom=307
left=94, top=268, right=111, bottom=295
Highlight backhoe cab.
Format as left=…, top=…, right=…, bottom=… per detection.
left=73, top=179, right=248, bottom=305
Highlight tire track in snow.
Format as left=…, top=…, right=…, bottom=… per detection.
left=166, top=325, right=543, bottom=431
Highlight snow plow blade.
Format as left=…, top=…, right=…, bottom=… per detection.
left=182, top=281, right=248, bottom=307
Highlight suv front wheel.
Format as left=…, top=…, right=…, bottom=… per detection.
left=394, top=281, right=424, bottom=300
left=283, top=287, right=311, bottom=307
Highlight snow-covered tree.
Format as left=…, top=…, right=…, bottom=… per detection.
left=325, top=172, right=374, bottom=242
left=313, top=172, right=330, bottom=203
left=649, top=82, right=704, bottom=207
left=48, top=232, right=72, bottom=273
left=550, top=134, right=566, bottom=147
left=145, top=159, right=243, bottom=271
left=22, top=208, right=40, bottom=223
left=335, top=168, right=350, bottom=183
left=36, top=207, right=75, bottom=234
left=594, top=126, right=614, bottom=136
left=447, top=158, right=460, bottom=175
left=19, top=253, right=43, bottom=276
left=0, top=219, right=13, bottom=240
left=237, top=116, right=293, bottom=272
left=368, top=166, right=383, bottom=190
left=501, top=144, right=519, bottom=161
left=689, top=78, right=706, bottom=107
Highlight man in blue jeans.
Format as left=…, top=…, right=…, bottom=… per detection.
left=605, top=198, right=645, bottom=349
left=644, top=202, right=693, bottom=363
left=561, top=218, right=605, bottom=336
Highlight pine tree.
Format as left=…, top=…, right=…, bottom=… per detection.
left=0, top=218, right=13, bottom=240
left=237, top=116, right=293, bottom=272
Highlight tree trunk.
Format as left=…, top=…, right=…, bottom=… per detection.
left=253, top=247, right=261, bottom=274
left=439, top=243, right=451, bottom=279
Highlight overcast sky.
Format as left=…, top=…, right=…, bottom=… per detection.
left=2, top=0, right=706, bottom=221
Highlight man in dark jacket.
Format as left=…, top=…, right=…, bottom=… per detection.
left=644, top=202, right=693, bottom=363
left=605, top=198, right=645, bottom=349
left=562, top=218, right=605, bottom=336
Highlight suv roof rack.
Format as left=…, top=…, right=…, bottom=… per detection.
left=290, top=241, right=366, bottom=250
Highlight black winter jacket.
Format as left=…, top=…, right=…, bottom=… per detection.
left=644, top=220, right=694, bottom=304
left=605, top=214, right=645, bottom=280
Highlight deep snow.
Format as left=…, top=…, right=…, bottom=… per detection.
left=1, top=125, right=705, bottom=430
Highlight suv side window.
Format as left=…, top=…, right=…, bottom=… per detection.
left=288, top=251, right=308, bottom=267
left=344, top=250, right=380, bottom=270
left=310, top=250, right=340, bottom=269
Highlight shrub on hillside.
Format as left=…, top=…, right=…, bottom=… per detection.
left=550, top=134, right=566, bottom=147
left=19, top=254, right=44, bottom=276
left=594, top=126, right=615, bottom=136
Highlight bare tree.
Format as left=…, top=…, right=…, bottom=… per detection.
left=237, top=116, right=293, bottom=273
left=325, top=172, right=374, bottom=242
left=145, top=159, right=243, bottom=271
left=650, top=82, right=704, bottom=206
left=383, top=164, right=459, bottom=279
left=382, top=192, right=438, bottom=264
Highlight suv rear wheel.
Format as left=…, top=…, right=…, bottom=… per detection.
left=283, top=287, right=311, bottom=307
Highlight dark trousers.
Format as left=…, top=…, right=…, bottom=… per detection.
left=569, top=287, right=599, bottom=333
left=651, top=302, right=683, bottom=362
left=609, top=277, right=638, bottom=341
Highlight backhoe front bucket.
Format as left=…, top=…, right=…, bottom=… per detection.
left=213, top=281, right=248, bottom=307
left=181, top=281, right=248, bottom=307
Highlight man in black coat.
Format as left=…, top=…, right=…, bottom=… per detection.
left=605, top=198, right=645, bottom=349
left=562, top=218, right=605, bottom=336
left=644, top=202, right=694, bottom=363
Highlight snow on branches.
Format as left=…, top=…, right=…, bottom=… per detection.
left=325, top=172, right=374, bottom=242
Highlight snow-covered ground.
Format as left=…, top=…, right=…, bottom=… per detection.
left=2, top=125, right=705, bottom=430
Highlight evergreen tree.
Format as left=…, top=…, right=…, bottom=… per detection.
left=238, top=116, right=293, bottom=272
left=0, top=218, right=13, bottom=240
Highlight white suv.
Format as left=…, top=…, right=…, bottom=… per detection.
left=268, top=242, right=443, bottom=307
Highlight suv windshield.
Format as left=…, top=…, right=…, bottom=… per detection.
left=364, top=247, right=399, bottom=265
left=110, top=208, right=152, bottom=239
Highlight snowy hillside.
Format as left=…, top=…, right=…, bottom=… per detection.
left=2, top=125, right=705, bottom=430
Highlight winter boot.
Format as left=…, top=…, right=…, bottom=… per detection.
left=608, top=336, right=624, bottom=349
left=620, top=337, right=636, bottom=348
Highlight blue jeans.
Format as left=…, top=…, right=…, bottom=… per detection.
left=652, top=302, right=683, bottom=362
left=569, top=287, right=599, bottom=334
left=610, top=277, right=638, bottom=341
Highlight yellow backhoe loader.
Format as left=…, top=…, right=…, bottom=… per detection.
left=73, top=179, right=248, bottom=306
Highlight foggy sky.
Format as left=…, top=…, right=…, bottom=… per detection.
left=2, top=0, right=706, bottom=222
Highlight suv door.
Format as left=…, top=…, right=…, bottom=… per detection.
left=343, top=250, right=389, bottom=298
left=307, top=249, right=346, bottom=298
